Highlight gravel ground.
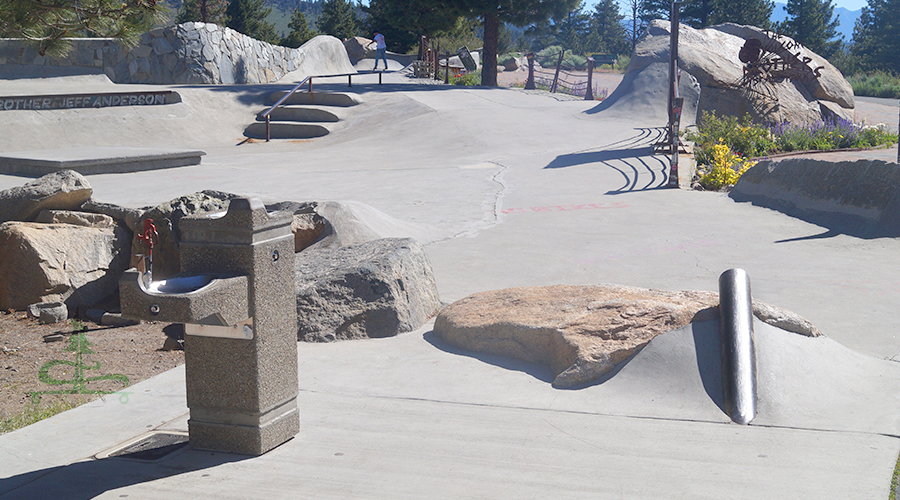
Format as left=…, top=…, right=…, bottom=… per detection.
left=0, top=310, right=182, bottom=428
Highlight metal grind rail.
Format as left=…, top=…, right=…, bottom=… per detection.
left=259, top=70, right=393, bottom=142
left=719, top=268, right=757, bottom=425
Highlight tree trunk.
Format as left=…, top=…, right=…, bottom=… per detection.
left=481, top=10, right=499, bottom=87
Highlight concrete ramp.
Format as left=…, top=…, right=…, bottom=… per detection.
left=730, top=158, right=900, bottom=237
left=594, top=320, right=900, bottom=434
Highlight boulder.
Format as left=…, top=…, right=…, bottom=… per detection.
left=27, top=302, right=68, bottom=324
left=305, top=200, right=439, bottom=250
left=295, top=238, right=441, bottom=342
left=344, top=37, right=374, bottom=65
left=35, top=210, right=116, bottom=228
left=80, top=199, right=145, bottom=232
left=0, top=170, right=92, bottom=224
left=0, top=222, right=131, bottom=311
left=265, top=201, right=326, bottom=252
left=434, top=284, right=819, bottom=389
left=132, top=190, right=239, bottom=280
left=601, top=20, right=854, bottom=126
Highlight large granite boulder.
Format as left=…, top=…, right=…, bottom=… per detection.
left=344, top=37, right=374, bottom=65
left=596, top=20, right=854, bottom=126
left=132, top=190, right=239, bottom=280
left=0, top=170, right=93, bottom=224
left=434, top=284, right=819, bottom=388
left=295, top=237, right=441, bottom=342
left=0, top=221, right=131, bottom=310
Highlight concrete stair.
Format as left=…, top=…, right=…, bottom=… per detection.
left=244, top=91, right=363, bottom=140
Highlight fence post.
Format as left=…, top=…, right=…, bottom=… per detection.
left=551, top=49, right=564, bottom=93
left=444, top=52, right=450, bottom=84
left=585, top=57, right=595, bottom=100
left=525, top=53, right=536, bottom=90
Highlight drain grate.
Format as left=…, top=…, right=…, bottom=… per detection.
left=104, top=432, right=189, bottom=461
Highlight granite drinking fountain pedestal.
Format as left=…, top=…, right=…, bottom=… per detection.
left=120, top=197, right=299, bottom=455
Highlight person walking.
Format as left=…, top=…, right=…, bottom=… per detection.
left=372, top=32, right=388, bottom=70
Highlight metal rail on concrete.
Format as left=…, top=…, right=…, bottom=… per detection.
left=719, top=268, right=757, bottom=425
left=258, top=71, right=392, bottom=142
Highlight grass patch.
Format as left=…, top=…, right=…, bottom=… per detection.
left=847, top=71, right=900, bottom=99
left=0, top=399, right=75, bottom=435
left=891, top=450, right=900, bottom=500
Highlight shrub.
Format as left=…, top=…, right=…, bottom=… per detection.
left=684, top=111, right=776, bottom=163
left=697, top=141, right=756, bottom=190
left=450, top=69, right=481, bottom=86
left=535, top=46, right=564, bottom=67
left=847, top=71, right=900, bottom=99
left=616, top=54, right=630, bottom=71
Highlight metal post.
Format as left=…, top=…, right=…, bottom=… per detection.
left=525, top=53, right=536, bottom=90
left=308, top=77, right=313, bottom=93
left=551, top=49, right=564, bottom=93
left=667, top=0, right=681, bottom=188
left=585, top=57, right=595, bottom=100
left=444, top=51, right=450, bottom=84
left=348, top=74, right=352, bottom=87
left=265, top=115, right=270, bottom=142
left=435, top=42, right=441, bottom=81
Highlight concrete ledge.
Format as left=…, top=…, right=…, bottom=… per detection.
left=0, top=147, right=206, bottom=177
left=730, top=157, right=900, bottom=237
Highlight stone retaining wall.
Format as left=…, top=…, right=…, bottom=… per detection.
left=0, top=24, right=353, bottom=85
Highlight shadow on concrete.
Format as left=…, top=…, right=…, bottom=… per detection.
left=0, top=447, right=251, bottom=499
left=691, top=320, right=727, bottom=415
left=544, top=146, right=669, bottom=192
left=422, top=331, right=555, bottom=384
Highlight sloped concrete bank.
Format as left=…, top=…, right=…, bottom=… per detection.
left=0, top=27, right=353, bottom=84
left=730, top=157, right=900, bottom=237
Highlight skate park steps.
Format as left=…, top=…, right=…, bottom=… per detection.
left=244, top=91, right=364, bottom=140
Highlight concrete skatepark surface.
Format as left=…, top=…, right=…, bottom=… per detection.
left=2, top=60, right=900, bottom=498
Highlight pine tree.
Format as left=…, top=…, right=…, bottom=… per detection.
left=281, top=9, right=318, bottom=48
left=363, top=0, right=461, bottom=53
left=448, top=0, right=580, bottom=87
left=590, top=0, right=629, bottom=55
left=708, top=0, right=774, bottom=28
left=177, top=0, right=230, bottom=25
left=850, top=0, right=900, bottom=73
left=226, top=0, right=279, bottom=44
left=316, top=0, right=359, bottom=41
left=0, top=0, right=164, bottom=57
left=681, top=0, right=714, bottom=28
left=623, top=0, right=646, bottom=52
left=778, top=0, right=842, bottom=57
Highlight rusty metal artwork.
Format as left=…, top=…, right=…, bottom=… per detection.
left=736, top=30, right=824, bottom=90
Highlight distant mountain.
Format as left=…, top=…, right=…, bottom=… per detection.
left=771, top=2, right=860, bottom=43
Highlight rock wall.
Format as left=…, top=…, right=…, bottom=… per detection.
left=0, top=25, right=354, bottom=84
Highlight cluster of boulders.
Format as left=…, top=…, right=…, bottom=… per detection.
left=0, top=170, right=441, bottom=341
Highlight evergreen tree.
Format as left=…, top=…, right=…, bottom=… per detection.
left=777, top=0, right=842, bottom=57
left=281, top=8, right=319, bottom=48
left=0, top=0, right=164, bottom=57
left=226, top=0, right=279, bottom=43
left=708, top=0, right=774, bottom=28
left=850, top=0, right=900, bottom=73
left=448, top=0, right=580, bottom=87
left=623, top=0, right=646, bottom=52
left=639, top=0, right=670, bottom=25
left=556, top=5, right=591, bottom=54
left=590, top=0, right=629, bottom=55
left=177, top=0, right=230, bottom=25
left=317, top=0, right=359, bottom=41
left=363, top=0, right=461, bottom=53
left=681, top=0, right=714, bottom=28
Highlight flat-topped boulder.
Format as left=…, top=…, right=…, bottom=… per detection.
left=434, top=284, right=819, bottom=388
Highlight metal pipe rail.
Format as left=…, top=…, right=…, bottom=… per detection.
left=719, top=268, right=757, bottom=425
left=258, top=70, right=391, bottom=142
